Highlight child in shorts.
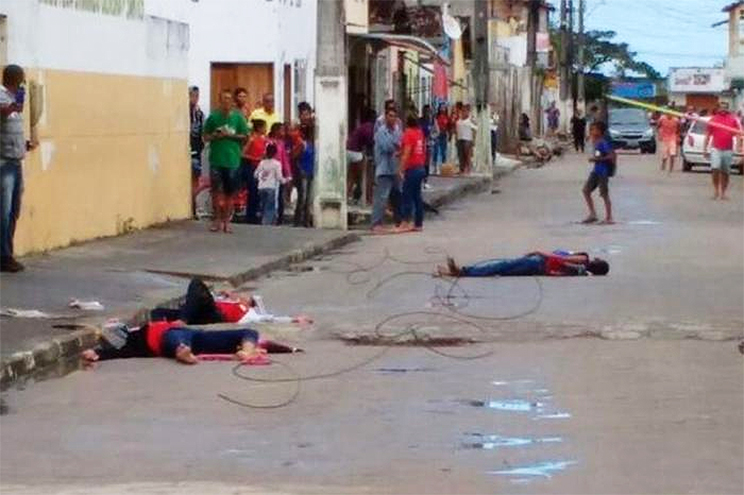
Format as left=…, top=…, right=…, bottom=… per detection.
left=581, top=121, right=615, bottom=225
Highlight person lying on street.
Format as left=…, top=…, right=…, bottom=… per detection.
left=81, top=321, right=266, bottom=366
left=149, top=278, right=312, bottom=327
left=437, top=251, right=609, bottom=277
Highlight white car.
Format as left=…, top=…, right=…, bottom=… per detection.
left=682, top=117, right=744, bottom=173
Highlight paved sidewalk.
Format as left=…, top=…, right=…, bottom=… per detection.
left=0, top=221, right=358, bottom=387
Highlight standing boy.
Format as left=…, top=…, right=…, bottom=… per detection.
left=703, top=101, right=742, bottom=200
left=570, top=110, right=586, bottom=153
left=657, top=113, right=680, bottom=173
left=203, top=90, right=249, bottom=233
left=582, top=121, right=614, bottom=225
left=243, top=119, right=268, bottom=223
left=371, top=107, right=403, bottom=233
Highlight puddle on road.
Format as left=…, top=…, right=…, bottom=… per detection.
left=466, top=399, right=543, bottom=412
left=462, top=434, right=563, bottom=450
left=627, top=219, right=661, bottom=225
left=490, top=460, right=578, bottom=479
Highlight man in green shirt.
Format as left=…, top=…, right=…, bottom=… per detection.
left=203, top=89, right=249, bottom=233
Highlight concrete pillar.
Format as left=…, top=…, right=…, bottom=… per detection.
left=313, top=0, right=348, bottom=229
left=472, top=0, right=492, bottom=176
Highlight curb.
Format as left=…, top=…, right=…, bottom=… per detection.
left=0, top=232, right=360, bottom=390
left=348, top=174, right=499, bottom=226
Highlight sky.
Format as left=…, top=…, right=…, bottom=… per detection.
left=546, top=0, right=730, bottom=76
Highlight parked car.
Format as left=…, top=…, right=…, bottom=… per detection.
left=608, top=108, right=656, bottom=153
left=682, top=117, right=744, bottom=173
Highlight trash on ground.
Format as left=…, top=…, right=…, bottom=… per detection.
left=69, top=299, right=105, bottom=311
left=0, top=308, right=55, bottom=318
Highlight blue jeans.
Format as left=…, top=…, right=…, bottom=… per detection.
left=260, top=188, right=277, bottom=225
left=1, top=159, right=23, bottom=260
left=460, top=255, right=545, bottom=277
left=401, top=167, right=426, bottom=228
left=160, top=327, right=259, bottom=358
left=434, top=134, right=447, bottom=167
left=371, top=174, right=401, bottom=226
left=242, top=159, right=260, bottom=224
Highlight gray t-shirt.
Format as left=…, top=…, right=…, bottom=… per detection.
left=0, top=86, right=26, bottom=160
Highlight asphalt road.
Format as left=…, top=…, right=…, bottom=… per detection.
left=1, top=150, right=742, bottom=494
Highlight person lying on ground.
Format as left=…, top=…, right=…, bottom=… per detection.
left=81, top=321, right=266, bottom=366
left=149, top=278, right=313, bottom=327
left=436, top=252, right=609, bottom=277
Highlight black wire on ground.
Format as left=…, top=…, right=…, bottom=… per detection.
left=218, top=247, right=544, bottom=409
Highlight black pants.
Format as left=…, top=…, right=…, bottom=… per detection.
left=573, top=134, right=585, bottom=153
left=242, top=159, right=260, bottom=224
left=293, top=173, right=313, bottom=227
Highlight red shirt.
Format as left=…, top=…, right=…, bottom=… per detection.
left=145, top=320, right=181, bottom=355
left=401, top=128, right=426, bottom=171
left=657, top=115, right=679, bottom=142
left=436, top=114, right=449, bottom=135
left=216, top=301, right=250, bottom=322
left=708, top=112, right=741, bottom=151
left=244, top=134, right=268, bottom=163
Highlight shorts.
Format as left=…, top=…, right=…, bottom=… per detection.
left=661, top=140, right=677, bottom=158
left=346, top=150, right=364, bottom=165
left=210, top=166, right=240, bottom=195
left=584, top=171, right=609, bottom=196
left=710, top=149, right=733, bottom=173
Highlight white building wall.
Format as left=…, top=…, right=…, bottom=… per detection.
left=2, top=0, right=187, bottom=79
left=145, top=0, right=317, bottom=117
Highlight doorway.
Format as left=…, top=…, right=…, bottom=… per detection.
left=210, top=63, right=274, bottom=112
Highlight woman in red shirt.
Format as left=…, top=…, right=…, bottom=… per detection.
left=434, top=104, right=450, bottom=173
left=398, top=115, right=427, bottom=232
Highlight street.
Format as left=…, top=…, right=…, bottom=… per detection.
left=1, top=150, right=743, bottom=494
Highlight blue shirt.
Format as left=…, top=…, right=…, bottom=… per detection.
left=374, top=124, right=402, bottom=177
left=592, top=139, right=613, bottom=177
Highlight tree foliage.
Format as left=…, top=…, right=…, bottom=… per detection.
left=551, top=27, right=661, bottom=79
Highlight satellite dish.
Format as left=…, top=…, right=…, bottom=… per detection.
left=443, top=13, right=462, bottom=40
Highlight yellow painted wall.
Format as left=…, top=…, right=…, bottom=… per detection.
left=14, top=69, right=191, bottom=255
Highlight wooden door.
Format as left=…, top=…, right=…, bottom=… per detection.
left=283, top=64, right=292, bottom=123
left=686, top=94, right=719, bottom=113
left=210, top=63, right=274, bottom=112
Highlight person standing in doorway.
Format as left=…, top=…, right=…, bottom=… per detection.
left=249, top=93, right=279, bottom=133
left=489, top=106, right=500, bottom=163
left=203, top=89, right=249, bottom=233
left=398, top=115, right=427, bottom=232
left=189, top=86, right=205, bottom=217
left=1, top=65, right=36, bottom=272
left=371, top=107, right=403, bottom=233
left=704, top=101, right=742, bottom=200
left=291, top=102, right=315, bottom=227
left=234, top=87, right=251, bottom=122
left=571, top=110, right=587, bottom=153
left=346, top=109, right=375, bottom=205
left=419, top=104, right=436, bottom=190
left=456, top=104, right=477, bottom=174
left=657, top=112, right=680, bottom=173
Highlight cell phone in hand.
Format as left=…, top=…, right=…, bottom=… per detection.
left=15, top=87, right=25, bottom=106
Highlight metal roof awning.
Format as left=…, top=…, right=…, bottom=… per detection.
left=350, top=33, right=450, bottom=65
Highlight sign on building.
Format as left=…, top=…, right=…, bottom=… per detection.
left=345, top=0, right=368, bottom=34
left=611, top=81, right=657, bottom=99
left=669, top=68, right=726, bottom=94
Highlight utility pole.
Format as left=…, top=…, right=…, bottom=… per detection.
left=313, top=0, right=347, bottom=229
left=577, top=0, right=586, bottom=110
left=559, top=0, right=568, bottom=102
left=472, top=0, right=492, bottom=174
left=568, top=0, right=575, bottom=110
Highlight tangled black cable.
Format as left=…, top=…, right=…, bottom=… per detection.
left=218, top=247, right=544, bottom=408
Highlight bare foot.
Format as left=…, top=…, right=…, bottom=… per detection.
left=580, top=216, right=598, bottom=224
left=223, top=222, right=233, bottom=233
left=712, top=194, right=720, bottom=200
left=720, top=195, right=729, bottom=201
left=209, top=222, right=220, bottom=232
left=371, top=225, right=388, bottom=235
left=599, top=219, right=615, bottom=225
left=175, top=345, right=198, bottom=364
